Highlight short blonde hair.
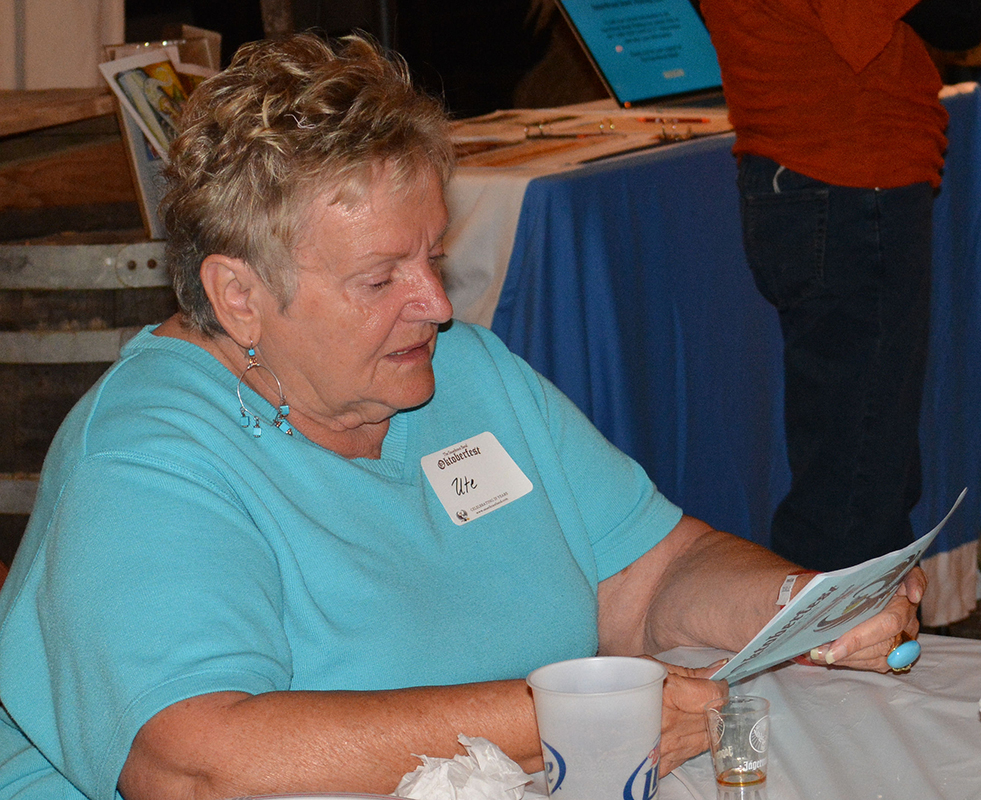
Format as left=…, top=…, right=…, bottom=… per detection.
left=162, top=33, right=454, bottom=336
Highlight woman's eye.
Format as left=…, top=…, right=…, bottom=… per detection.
left=429, top=253, right=447, bottom=273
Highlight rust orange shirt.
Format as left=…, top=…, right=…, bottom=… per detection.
left=699, top=0, right=948, bottom=188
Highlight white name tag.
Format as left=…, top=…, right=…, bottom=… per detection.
left=421, top=431, right=533, bottom=525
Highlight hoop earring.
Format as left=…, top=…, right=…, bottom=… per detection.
left=236, top=343, right=293, bottom=437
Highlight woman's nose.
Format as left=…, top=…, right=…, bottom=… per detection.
left=405, top=263, right=453, bottom=323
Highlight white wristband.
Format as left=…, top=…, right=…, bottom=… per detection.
left=776, top=571, right=819, bottom=607
left=776, top=573, right=799, bottom=607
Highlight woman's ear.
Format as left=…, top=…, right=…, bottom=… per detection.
left=200, top=254, right=262, bottom=345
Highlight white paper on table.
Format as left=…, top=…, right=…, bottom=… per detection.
left=712, top=488, right=967, bottom=683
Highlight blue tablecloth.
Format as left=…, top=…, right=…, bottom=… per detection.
left=491, top=88, right=981, bottom=623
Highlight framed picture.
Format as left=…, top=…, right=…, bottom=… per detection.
left=99, top=48, right=187, bottom=162
left=100, top=42, right=216, bottom=239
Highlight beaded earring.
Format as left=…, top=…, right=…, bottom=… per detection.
left=236, top=343, right=293, bottom=437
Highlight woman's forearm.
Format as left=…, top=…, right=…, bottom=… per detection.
left=642, top=525, right=805, bottom=653
left=597, top=516, right=807, bottom=657
left=118, top=680, right=541, bottom=800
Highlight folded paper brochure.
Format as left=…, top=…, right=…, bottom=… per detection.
left=711, top=488, right=967, bottom=683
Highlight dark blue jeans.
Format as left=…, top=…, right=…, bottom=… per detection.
left=737, top=154, right=934, bottom=570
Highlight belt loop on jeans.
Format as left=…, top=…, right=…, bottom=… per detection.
left=772, top=164, right=787, bottom=194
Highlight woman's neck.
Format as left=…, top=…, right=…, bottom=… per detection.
left=153, top=315, right=391, bottom=460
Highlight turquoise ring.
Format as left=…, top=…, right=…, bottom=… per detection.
left=887, top=634, right=920, bottom=672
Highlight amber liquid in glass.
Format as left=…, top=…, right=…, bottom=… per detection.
left=717, top=768, right=766, bottom=787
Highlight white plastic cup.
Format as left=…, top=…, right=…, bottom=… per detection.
left=527, top=656, right=668, bottom=800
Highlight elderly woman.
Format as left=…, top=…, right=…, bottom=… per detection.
left=0, top=34, right=922, bottom=800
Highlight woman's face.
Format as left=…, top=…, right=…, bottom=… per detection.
left=254, top=166, right=453, bottom=432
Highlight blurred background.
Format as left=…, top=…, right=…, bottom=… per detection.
left=122, top=0, right=608, bottom=117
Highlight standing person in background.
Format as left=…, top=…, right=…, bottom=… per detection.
left=698, top=0, right=949, bottom=571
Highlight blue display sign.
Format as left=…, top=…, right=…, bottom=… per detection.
left=556, top=0, right=723, bottom=107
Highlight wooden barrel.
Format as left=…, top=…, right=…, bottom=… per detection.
left=0, top=237, right=175, bottom=564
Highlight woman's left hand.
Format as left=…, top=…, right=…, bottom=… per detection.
left=803, top=566, right=927, bottom=672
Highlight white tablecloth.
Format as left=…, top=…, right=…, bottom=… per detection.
left=656, top=634, right=981, bottom=799
left=444, top=166, right=547, bottom=328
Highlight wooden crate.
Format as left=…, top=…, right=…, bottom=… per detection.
left=0, top=88, right=176, bottom=557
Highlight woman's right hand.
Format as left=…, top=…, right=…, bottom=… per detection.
left=657, top=661, right=728, bottom=776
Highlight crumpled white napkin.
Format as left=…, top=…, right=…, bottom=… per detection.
left=394, top=734, right=547, bottom=800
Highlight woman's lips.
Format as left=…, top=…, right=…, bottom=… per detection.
left=387, top=335, right=434, bottom=361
